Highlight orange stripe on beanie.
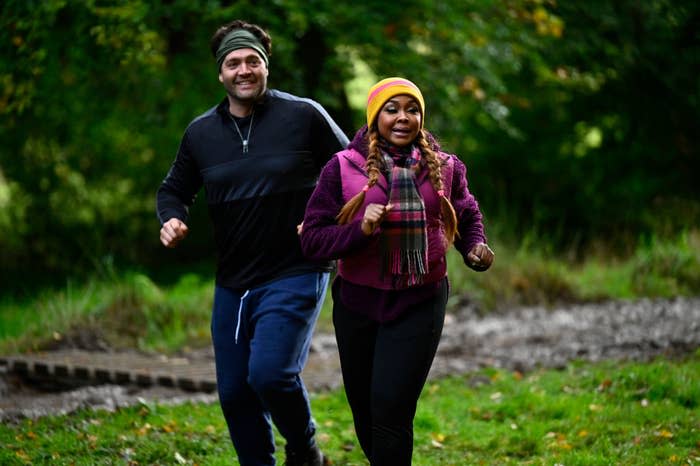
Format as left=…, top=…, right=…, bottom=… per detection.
left=366, top=77, right=425, bottom=128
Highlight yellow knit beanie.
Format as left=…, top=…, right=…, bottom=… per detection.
left=366, top=77, right=425, bottom=128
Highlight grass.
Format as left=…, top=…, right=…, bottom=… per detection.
left=1, top=353, right=698, bottom=465
left=2, top=231, right=699, bottom=356
left=0, top=272, right=214, bottom=355
left=446, top=229, right=700, bottom=311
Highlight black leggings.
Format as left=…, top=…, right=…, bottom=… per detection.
left=332, top=279, right=448, bottom=466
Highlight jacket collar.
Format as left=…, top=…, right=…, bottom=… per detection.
left=346, top=125, right=442, bottom=188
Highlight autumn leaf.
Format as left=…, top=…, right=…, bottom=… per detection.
left=431, top=439, right=444, bottom=449
left=163, top=420, right=178, bottom=433
left=430, top=432, right=446, bottom=449
left=136, top=423, right=153, bottom=436
left=655, top=430, right=674, bottom=439
left=596, top=379, right=612, bottom=392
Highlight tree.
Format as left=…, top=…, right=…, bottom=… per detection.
left=1, top=0, right=698, bottom=285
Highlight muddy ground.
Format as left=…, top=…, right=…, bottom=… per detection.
left=1, top=296, right=698, bottom=421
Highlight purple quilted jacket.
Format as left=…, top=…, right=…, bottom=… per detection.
left=300, top=126, right=486, bottom=290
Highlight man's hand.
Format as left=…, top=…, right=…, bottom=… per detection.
left=160, top=218, right=189, bottom=248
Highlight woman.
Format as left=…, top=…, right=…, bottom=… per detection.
left=300, top=77, right=494, bottom=465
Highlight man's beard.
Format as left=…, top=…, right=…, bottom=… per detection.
left=227, top=81, right=265, bottom=103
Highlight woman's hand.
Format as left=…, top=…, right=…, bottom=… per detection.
left=361, top=203, right=393, bottom=236
left=467, top=242, right=494, bottom=271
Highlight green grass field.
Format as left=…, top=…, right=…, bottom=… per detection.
left=1, top=355, right=698, bottom=465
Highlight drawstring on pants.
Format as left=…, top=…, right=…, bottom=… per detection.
left=235, top=290, right=250, bottom=344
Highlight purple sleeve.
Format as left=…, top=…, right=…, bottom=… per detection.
left=451, top=156, right=487, bottom=261
left=300, top=156, right=372, bottom=261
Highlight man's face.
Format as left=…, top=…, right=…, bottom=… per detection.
left=218, top=48, right=268, bottom=103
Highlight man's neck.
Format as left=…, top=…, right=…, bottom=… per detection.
left=227, top=93, right=265, bottom=118
left=228, top=102, right=252, bottom=118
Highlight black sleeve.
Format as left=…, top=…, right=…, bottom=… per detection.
left=155, top=130, right=203, bottom=225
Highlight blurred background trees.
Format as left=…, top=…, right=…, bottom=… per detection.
left=1, top=0, right=698, bottom=288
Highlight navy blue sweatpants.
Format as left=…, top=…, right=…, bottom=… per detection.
left=211, top=272, right=330, bottom=466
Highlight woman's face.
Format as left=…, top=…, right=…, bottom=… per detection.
left=376, top=95, right=421, bottom=147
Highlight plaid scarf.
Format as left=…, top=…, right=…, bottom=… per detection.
left=379, top=142, right=429, bottom=287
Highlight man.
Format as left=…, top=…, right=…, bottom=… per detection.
left=156, top=19, right=348, bottom=466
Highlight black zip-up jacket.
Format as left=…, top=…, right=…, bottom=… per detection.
left=156, top=89, right=349, bottom=290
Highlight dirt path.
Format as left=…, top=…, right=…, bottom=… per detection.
left=1, top=297, right=698, bottom=421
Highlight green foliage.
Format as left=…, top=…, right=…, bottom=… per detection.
left=630, top=231, right=700, bottom=296
left=478, top=0, right=700, bottom=247
left=445, top=229, right=700, bottom=312
left=1, top=356, right=698, bottom=464
left=0, top=269, right=213, bottom=355
left=1, top=0, right=699, bottom=282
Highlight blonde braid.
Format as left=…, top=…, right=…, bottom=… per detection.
left=417, top=130, right=458, bottom=244
left=336, top=127, right=383, bottom=224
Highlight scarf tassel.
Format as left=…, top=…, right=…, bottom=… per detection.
left=385, top=249, right=429, bottom=287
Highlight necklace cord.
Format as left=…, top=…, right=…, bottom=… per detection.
left=230, top=111, right=254, bottom=153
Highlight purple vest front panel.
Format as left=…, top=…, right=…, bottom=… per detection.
left=336, top=149, right=454, bottom=289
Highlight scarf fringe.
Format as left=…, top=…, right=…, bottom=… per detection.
left=384, top=249, right=429, bottom=287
